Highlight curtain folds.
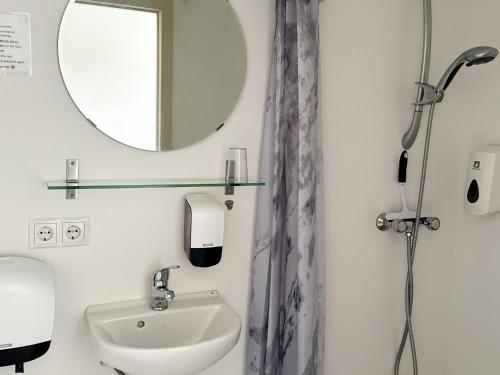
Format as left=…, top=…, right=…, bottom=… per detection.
left=247, top=1, right=325, bottom=374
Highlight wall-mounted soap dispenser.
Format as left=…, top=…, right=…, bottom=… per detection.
left=184, top=194, right=225, bottom=267
left=465, top=146, right=500, bottom=215
left=0, top=257, right=55, bottom=373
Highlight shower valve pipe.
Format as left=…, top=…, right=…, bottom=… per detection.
left=402, top=0, right=432, bottom=150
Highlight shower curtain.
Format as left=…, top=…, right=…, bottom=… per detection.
left=247, top=1, right=324, bottom=375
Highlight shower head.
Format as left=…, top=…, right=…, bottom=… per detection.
left=435, top=46, right=498, bottom=93
left=402, top=46, right=497, bottom=150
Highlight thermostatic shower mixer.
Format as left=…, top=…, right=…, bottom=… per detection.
left=376, top=213, right=440, bottom=233
left=376, top=151, right=441, bottom=234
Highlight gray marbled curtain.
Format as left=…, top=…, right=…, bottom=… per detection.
left=247, top=1, right=324, bottom=375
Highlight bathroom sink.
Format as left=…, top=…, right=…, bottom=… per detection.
left=85, top=291, right=241, bottom=375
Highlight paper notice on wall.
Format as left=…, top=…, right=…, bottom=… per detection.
left=0, top=12, right=32, bottom=76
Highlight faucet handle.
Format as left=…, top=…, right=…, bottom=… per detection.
left=153, top=265, right=180, bottom=287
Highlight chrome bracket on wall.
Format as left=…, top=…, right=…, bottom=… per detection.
left=66, top=159, right=79, bottom=200
left=225, top=184, right=234, bottom=195
left=224, top=181, right=235, bottom=210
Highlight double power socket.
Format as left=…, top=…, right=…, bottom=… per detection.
left=29, top=218, right=89, bottom=249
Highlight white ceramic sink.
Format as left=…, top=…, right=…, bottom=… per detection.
left=85, top=291, right=242, bottom=375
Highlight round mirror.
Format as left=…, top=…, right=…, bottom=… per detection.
left=58, top=0, right=247, bottom=151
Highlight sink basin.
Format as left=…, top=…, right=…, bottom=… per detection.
left=85, top=291, right=242, bottom=375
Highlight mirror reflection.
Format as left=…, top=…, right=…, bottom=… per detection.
left=59, top=0, right=247, bottom=151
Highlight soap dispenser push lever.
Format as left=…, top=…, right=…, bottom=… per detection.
left=151, top=266, right=180, bottom=311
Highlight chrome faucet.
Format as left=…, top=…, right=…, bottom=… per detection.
left=150, top=265, right=180, bottom=311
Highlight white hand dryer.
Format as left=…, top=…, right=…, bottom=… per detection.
left=0, top=257, right=55, bottom=373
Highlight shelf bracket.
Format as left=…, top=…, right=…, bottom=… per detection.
left=66, top=159, right=79, bottom=200
left=224, top=181, right=235, bottom=210
left=225, top=184, right=234, bottom=195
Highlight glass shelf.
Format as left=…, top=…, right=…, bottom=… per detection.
left=46, top=179, right=265, bottom=191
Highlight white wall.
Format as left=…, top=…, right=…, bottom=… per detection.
left=320, top=0, right=470, bottom=374
left=0, top=1, right=272, bottom=375
left=447, top=0, right=500, bottom=373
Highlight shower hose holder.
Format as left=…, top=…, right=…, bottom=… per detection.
left=412, top=82, right=443, bottom=106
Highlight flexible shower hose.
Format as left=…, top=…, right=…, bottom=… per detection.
left=394, top=101, right=437, bottom=375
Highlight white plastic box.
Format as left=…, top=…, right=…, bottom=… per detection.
left=0, top=257, right=55, bottom=371
left=465, top=146, right=500, bottom=215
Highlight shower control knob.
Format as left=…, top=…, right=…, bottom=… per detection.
left=393, top=220, right=410, bottom=233
left=376, top=214, right=390, bottom=231
left=424, top=217, right=441, bottom=231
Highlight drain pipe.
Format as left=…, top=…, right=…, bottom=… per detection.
left=401, top=0, right=432, bottom=150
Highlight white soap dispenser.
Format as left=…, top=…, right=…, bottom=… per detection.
left=184, top=193, right=225, bottom=267
left=465, top=146, right=500, bottom=215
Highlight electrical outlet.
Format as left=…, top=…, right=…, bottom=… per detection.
left=30, top=220, right=59, bottom=248
left=62, top=218, right=89, bottom=246
left=64, top=224, right=81, bottom=241
left=29, top=217, right=89, bottom=249
left=37, top=225, right=55, bottom=242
